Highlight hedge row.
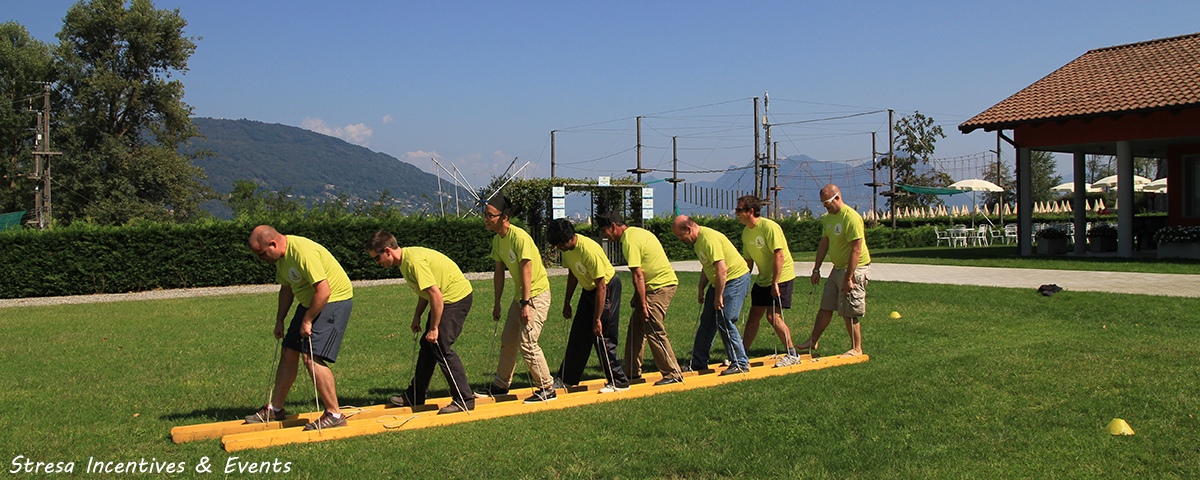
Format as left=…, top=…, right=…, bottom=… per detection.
left=2, top=214, right=1000, bottom=299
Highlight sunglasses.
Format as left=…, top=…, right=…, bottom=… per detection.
left=821, top=194, right=840, bottom=206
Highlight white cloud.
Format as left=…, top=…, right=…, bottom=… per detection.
left=301, top=117, right=374, bottom=146
left=403, top=150, right=443, bottom=162
left=382, top=114, right=394, bottom=125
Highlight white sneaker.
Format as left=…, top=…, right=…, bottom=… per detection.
left=774, top=354, right=804, bottom=368
left=598, top=383, right=630, bottom=393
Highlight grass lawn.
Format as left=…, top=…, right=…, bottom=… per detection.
left=795, top=245, right=1200, bottom=275
left=1, top=272, right=1197, bottom=478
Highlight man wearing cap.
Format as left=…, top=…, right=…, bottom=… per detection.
left=546, top=219, right=629, bottom=393
left=476, top=194, right=557, bottom=403
left=365, top=230, right=475, bottom=414
left=245, top=225, right=353, bottom=431
left=801, top=184, right=870, bottom=358
left=671, top=215, right=751, bottom=376
left=596, top=212, right=684, bottom=386
left=735, top=195, right=802, bottom=367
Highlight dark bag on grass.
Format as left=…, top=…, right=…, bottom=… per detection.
left=1037, top=284, right=1063, bottom=296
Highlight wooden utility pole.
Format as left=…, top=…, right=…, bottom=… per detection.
left=753, top=97, right=760, bottom=200
left=667, top=136, right=684, bottom=216
left=762, top=92, right=772, bottom=210
left=628, top=116, right=650, bottom=183
left=771, top=142, right=782, bottom=218
left=888, top=109, right=896, bottom=228
left=31, top=83, right=61, bottom=230
left=550, top=130, right=556, bottom=179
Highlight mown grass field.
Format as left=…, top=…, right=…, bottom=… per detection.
left=796, top=244, right=1200, bottom=275
left=1, top=271, right=1196, bottom=478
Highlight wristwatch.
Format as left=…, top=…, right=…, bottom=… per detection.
left=519, top=299, right=531, bottom=307
left=812, top=267, right=821, bottom=274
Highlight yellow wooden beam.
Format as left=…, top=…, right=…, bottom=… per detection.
left=219, top=354, right=865, bottom=452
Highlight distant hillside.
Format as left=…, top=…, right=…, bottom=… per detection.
left=184, top=118, right=468, bottom=217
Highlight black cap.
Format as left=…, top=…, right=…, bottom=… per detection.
left=595, top=211, right=624, bottom=229
left=487, top=193, right=512, bottom=217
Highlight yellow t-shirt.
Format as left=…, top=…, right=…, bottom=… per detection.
left=560, top=235, right=615, bottom=291
left=695, top=226, right=751, bottom=284
left=490, top=225, right=550, bottom=300
left=620, top=226, right=678, bottom=290
left=821, top=208, right=871, bottom=269
left=399, top=247, right=473, bottom=304
left=275, top=235, right=353, bottom=307
left=742, top=217, right=796, bottom=287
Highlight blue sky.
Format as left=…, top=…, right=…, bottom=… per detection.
left=8, top=0, right=1200, bottom=194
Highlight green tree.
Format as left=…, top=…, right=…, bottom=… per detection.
left=884, top=111, right=952, bottom=211
left=978, top=157, right=1013, bottom=207
left=1085, top=155, right=1115, bottom=183
left=52, top=0, right=213, bottom=225
left=0, top=22, right=55, bottom=215
left=1030, top=150, right=1063, bottom=203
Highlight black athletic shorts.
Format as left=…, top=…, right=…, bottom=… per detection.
left=283, top=299, right=352, bottom=363
left=750, top=279, right=793, bottom=309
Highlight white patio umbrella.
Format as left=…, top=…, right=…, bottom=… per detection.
left=948, top=179, right=1003, bottom=227
left=1143, top=177, right=1169, bottom=192
left=1093, top=174, right=1151, bottom=188
left=1051, top=182, right=1101, bottom=193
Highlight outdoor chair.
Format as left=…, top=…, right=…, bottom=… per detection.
left=949, top=227, right=969, bottom=247
left=969, top=226, right=989, bottom=246
left=935, top=226, right=952, bottom=247
left=1004, top=224, right=1018, bottom=244
left=989, top=225, right=1005, bottom=244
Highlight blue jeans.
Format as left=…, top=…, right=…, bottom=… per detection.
left=690, top=272, right=751, bottom=369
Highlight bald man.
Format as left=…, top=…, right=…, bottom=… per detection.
left=245, top=225, right=354, bottom=431
left=672, top=215, right=751, bottom=376
left=801, top=184, right=871, bottom=358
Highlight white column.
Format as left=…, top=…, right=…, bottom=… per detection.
left=1117, top=141, right=1134, bottom=257
left=1019, top=147, right=1033, bottom=256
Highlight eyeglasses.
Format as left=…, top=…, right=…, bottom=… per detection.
left=735, top=207, right=752, bottom=213
left=821, top=194, right=840, bottom=206
left=483, top=211, right=501, bottom=219
left=370, top=251, right=383, bottom=262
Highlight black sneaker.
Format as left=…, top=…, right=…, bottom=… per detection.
left=389, top=394, right=414, bottom=407
left=654, top=376, right=683, bottom=386
left=474, top=384, right=509, bottom=398
left=719, top=365, right=749, bottom=376
left=244, top=405, right=286, bottom=424
left=303, top=411, right=346, bottom=431
left=523, top=388, right=557, bottom=403
left=438, top=402, right=474, bottom=414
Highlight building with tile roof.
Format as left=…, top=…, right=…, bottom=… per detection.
left=960, top=32, right=1200, bottom=257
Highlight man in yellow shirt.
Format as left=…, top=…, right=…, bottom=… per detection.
left=246, top=225, right=353, bottom=431
left=547, top=219, right=629, bottom=392
left=672, top=215, right=751, bottom=376
left=597, top=212, right=684, bottom=386
left=477, top=195, right=556, bottom=403
left=802, top=184, right=871, bottom=358
left=365, top=230, right=475, bottom=414
left=735, top=195, right=801, bottom=367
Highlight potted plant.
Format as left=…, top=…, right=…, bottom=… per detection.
left=1087, top=224, right=1118, bottom=252
left=1155, top=226, right=1200, bottom=259
left=1035, top=227, right=1069, bottom=254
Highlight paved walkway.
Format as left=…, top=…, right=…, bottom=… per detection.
left=1, top=263, right=1196, bottom=309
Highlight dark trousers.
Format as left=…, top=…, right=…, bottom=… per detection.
left=406, top=293, right=474, bottom=407
left=559, top=276, right=628, bottom=387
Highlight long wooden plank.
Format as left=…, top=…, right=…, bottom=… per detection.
left=220, top=354, right=864, bottom=452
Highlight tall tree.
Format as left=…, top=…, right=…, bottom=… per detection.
left=978, top=157, right=1013, bottom=207
left=0, top=22, right=55, bottom=214
left=883, top=111, right=951, bottom=210
left=1085, top=155, right=1115, bottom=183
left=1030, top=150, right=1063, bottom=203
left=53, top=0, right=212, bottom=224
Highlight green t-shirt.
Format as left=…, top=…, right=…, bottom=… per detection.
left=695, top=226, right=751, bottom=284
left=399, top=247, right=472, bottom=304
left=560, top=235, right=615, bottom=291
left=821, top=207, right=871, bottom=269
left=275, top=235, right=354, bottom=307
left=490, top=225, right=550, bottom=300
left=742, top=217, right=796, bottom=287
left=620, top=226, right=678, bottom=290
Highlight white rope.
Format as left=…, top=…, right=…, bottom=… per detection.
left=262, top=337, right=281, bottom=419
left=714, top=306, right=747, bottom=376
left=643, top=310, right=684, bottom=384
left=308, top=336, right=322, bottom=433
left=594, top=335, right=622, bottom=395
left=431, top=340, right=472, bottom=415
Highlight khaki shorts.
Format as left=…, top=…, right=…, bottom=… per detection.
left=819, top=265, right=869, bottom=318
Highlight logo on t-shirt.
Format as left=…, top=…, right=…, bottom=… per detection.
left=697, top=251, right=708, bottom=264
left=573, top=261, right=586, bottom=276
left=288, top=267, right=302, bottom=283
left=507, top=249, right=517, bottom=263
left=833, top=223, right=843, bottom=236
left=754, top=236, right=765, bottom=249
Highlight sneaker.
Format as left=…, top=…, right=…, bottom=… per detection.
left=303, top=411, right=346, bottom=431
left=654, top=376, right=683, bottom=386
left=722, top=359, right=731, bottom=367
left=389, top=394, right=413, bottom=407
left=774, top=354, right=804, bottom=368
left=244, top=405, right=286, bottom=424
left=551, top=377, right=566, bottom=390
left=719, top=365, right=749, bottom=376
left=679, top=364, right=695, bottom=373
left=474, top=384, right=509, bottom=398
left=437, top=402, right=474, bottom=415
left=523, top=388, right=557, bottom=403
left=598, top=383, right=630, bottom=393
